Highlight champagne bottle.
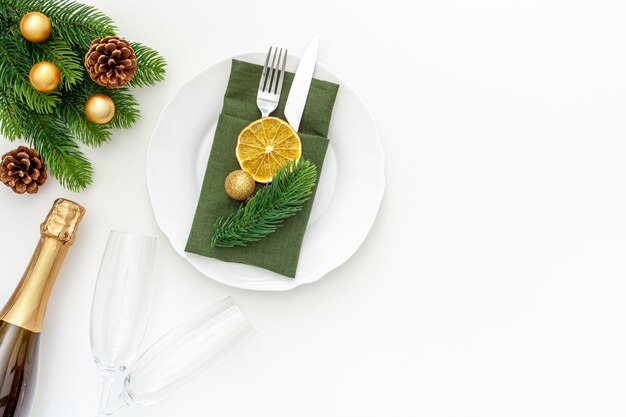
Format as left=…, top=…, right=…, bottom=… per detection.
left=0, top=199, right=84, bottom=417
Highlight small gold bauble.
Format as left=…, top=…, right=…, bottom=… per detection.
left=29, top=61, right=60, bottom=92
left=84, top=94, right=115, bottom=124
left=225, top=170, right=256, bottom=201
left=20, top=12, right=52, bottom=43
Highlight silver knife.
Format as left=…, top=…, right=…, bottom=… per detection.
left=284, top=35, right=319, bottom=132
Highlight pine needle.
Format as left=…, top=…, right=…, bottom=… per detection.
left=211, top=159, right=318, bottom=248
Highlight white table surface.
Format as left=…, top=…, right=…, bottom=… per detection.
left=1, top=0, right=625, bottom=416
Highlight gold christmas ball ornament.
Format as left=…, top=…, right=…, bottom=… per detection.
left=84, top=94, right=115, bottom=124
left=29, top=61, right=60, bottom=92
left=225, top=170, right=256, bottom=201
left=19, top=12, right=52, bottom=43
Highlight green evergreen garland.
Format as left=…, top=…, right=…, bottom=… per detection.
left=0, top=0, right=166, bottom=191
left=211, top=159, right=318, bottom=248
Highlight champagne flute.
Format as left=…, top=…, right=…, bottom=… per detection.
left=90, top=231, right=157, bottom=412
left=98, top=297, right=254, bottom=415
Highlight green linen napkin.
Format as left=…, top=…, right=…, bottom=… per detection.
left=185, top=59, right=339, bottom=277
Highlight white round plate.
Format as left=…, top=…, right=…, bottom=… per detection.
left=147, top=52, right=385, bottom=291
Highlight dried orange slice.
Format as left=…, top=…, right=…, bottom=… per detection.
left=236, top=117, right=302, bottom=183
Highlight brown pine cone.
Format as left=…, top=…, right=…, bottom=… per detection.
left=85, top=36, right=137, bottom=88
left=0, top=146, right=47, bottom=194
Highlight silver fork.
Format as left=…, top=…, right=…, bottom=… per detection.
left=257, top=46, right=288, bottom=117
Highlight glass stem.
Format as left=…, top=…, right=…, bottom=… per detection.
left=98, top=374, right=116, bottom=412
left=97, top=394, right=127, bottom=416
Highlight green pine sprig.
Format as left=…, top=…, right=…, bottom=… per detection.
left=0, top=89, right=28, bottom=140
left=25, top=111, right=93, bottom=191
left=0, top=0, right=166, bottom=191
left=211, top=159, right=318, bottom=248
left=128, top=42, right=166, bottom=88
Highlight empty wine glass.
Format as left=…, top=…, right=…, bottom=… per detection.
left=90, top=231, right=157, bottom=412
left=98, top=296, right=254, bottom=415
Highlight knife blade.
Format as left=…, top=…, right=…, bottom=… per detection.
left=284, top=35, right=319, bottom=132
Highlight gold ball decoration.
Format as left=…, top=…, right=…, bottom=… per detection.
left=225, top=170, right=256, bottom=201
left=29, top=61, right=60, bottom=92
left=84, top=94, right=115, bottom=124
left=19, top=12, right=52, bottom=43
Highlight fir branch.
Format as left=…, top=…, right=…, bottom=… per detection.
left=211, top=159, right=318, bottom=248
left=69, top=82, right=141, bottom=132
left=0, top=0, right=166, bottom=192
left=32, top=37, right=83, bottom=90
left=129, top=42, right=167, bottom=88
left=0, top=4, right=11, bottom=18
left=101, top=86, right=141, bottom=129
left=0, top=31, right=59, bottom=113
left=23, top=111, right=93, bottom=191
left=0, top=89, right=28, bottom=140
left=4, top=0, right=116, bottom=49
left=0, top=2, right=22, bottom=22
left=58, top=81, right=142, bottom=147
left=58, top=89, right=111, bottom=147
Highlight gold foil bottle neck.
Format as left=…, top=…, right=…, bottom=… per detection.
left=0, top=198, right=85, bottom=332
left=40, top=198, right=85, bottom=243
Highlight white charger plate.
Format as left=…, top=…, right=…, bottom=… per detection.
left=146, top=52, right=384, bottom=291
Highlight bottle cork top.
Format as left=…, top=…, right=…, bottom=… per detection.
left=40, top=198, right=85, bottom=243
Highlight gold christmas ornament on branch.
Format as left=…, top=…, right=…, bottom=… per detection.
left=84, top=94, right=115, bottom=124
left=29, top=61, right=60, bottom=92
left=0, top=146, right=47, bottom=194
left=19, top=12, right=51, bottom=43
left=85, top=36, right=137, bottom=88
left=225, top=170, right=256, bottom=201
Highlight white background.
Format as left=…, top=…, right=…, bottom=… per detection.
left=0, top=0, right=625, bottom=416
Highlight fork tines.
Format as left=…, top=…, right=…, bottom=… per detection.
left=260, top=46, right=288, bottom=95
